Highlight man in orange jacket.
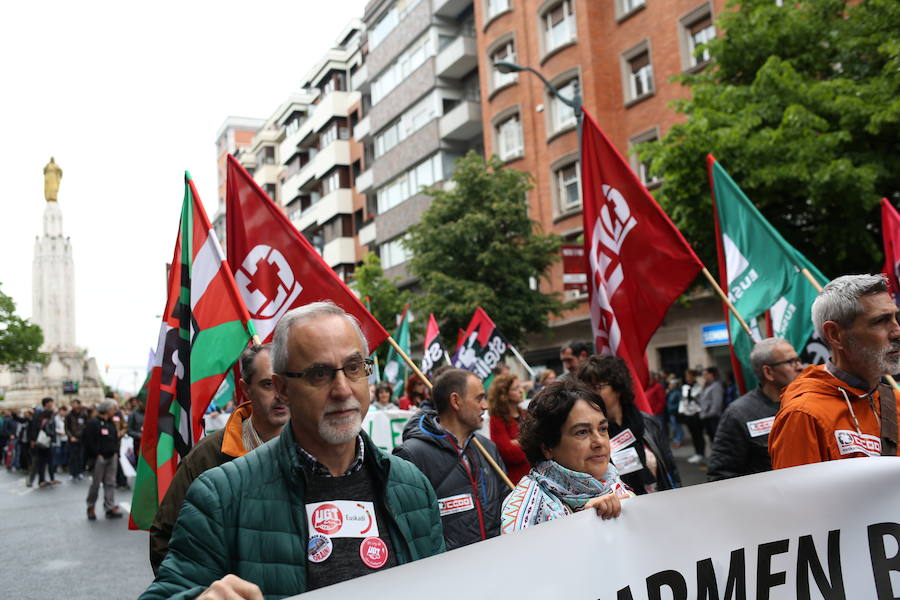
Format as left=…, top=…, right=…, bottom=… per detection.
left=148, top=343, right=289, bottom=573
left=770, top=274, right=900, bottom=468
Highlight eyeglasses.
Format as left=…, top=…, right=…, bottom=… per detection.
left=765, top=357, right=803, bottom=368
left=280, top=358, right=374, bottom=387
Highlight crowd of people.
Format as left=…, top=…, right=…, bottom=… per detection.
left=1, top=395, right=145, bottom=518
left=6, top=272, right=897, bottom=599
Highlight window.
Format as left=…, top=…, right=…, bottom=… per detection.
left=496, top=113, right=523, bottom=161
left=376, top=154, right=443, bottom=214
left=373, top=92, right=439, bottom=158
left=554, top=160, right=581, bottom=213
left=616, top=0, right=645, bottom=19
left=490, top=40, right=517, bottom=91
left=551, top=78, right=578, bottom=133
left=257, top=146, right=275, bottom=165
left=369, top=0, right=423, bottom=50
left=486, top=0, right=510, bottom=20
left=680, top=5, right=716, bottom=70
left=381, top=236, right=411, bottom=270
left=621, top=41, right=654, bottom=104
left=371, top=33, right=433, bottom=105
left=285, top=112, right=306, bottom=137
left=629, top=128, right=661, bottom=188
left=542, top=0, right=576, bottom=55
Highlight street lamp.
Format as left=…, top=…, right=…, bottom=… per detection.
left=493, top=61, right=583, bottom=127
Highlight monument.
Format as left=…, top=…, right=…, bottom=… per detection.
left=0, top=158, right=104, bottom=408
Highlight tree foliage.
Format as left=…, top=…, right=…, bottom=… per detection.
left=639, top=0, right=900, bottom=278
left=0, top=283, right=44, bottom=370
left=350, top=252, right=414, bottom=363
left=405, top=152, right=569, bottom=348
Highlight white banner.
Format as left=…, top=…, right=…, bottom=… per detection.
left=363, top=408, right=415, bottom=452
left=297, top=458, right=900, bottom=599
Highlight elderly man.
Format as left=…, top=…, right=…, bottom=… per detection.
left=708, top=338, right=804, bottom=480
left=394, top=368, right=507, bottom=550
left=83, top=399, right=124, bottom=519
left=148, top=343, right=290, bottom=574
left=770, top=274, right=900, bottom=468
left=142, top=302, right=444, bottom=600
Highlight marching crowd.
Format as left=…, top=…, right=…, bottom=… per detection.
left=4, top=272, right=897, bottom=599
left=1, top=395, right=144, bottom=518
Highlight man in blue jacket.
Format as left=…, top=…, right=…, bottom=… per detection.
left=142, top=302, right=444, bottom=600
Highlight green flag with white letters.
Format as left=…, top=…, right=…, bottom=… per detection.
left=382, top=307, right=410, bottom=399
left=710, top=156, right=825, bottom=389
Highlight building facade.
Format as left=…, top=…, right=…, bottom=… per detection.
left=474, top=0, right=725, bottom=373
left=213, top=116, right=266, bottom=244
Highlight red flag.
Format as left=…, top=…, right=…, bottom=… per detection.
left=882, top=198, right=900, bottom=301
left=580, top=110, right=703, bottom=411
left=226, top=155, right=388, bottom=351
left=421, top=313, right=446, bottom=377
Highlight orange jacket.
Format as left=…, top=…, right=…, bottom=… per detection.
left=769, top=365, right=900, bottom=469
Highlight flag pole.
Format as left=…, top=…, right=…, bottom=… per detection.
left=798, top=268, right=900, bottom=392
left=387, top=335, right=515, bottom=490
left=700, top=267, right=754, bottom=338
left=508, top=344, right=535, bottom=378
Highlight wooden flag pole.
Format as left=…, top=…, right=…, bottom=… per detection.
left=797, top=268, right=900, bottom=392
left=700, top=267, right=755, bottom=338
left=386, top=334, right=515, bottom=490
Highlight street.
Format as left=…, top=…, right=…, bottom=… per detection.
left=0, top=468, right=153, bottom=599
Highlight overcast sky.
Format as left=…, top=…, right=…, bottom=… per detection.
left=0, top=0, right=368, bottom=393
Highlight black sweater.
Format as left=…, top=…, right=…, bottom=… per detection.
left=83, top=417, right=119, bottom=459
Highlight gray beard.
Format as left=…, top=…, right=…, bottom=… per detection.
left=848, top=335, right=900, bottom=378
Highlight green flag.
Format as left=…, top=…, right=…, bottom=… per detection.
left=709, top=156, right=824, bottom=388
left=382, top=307, right=410, bottom=398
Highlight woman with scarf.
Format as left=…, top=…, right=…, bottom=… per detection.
left=500, top=379, right=630, bottom=533
left=577, top=355, right=681, bottom=494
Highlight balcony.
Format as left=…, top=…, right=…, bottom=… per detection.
left=293, top=188, right=355, bottom=234
left=308, top=91, right=360, bottom=138
left=353, top=115, right=371, bottom=141
left=351, top=63, right=369, bottom=92
left=433, top=0, right=472, bottom=18
left=439, top=100, right=482, bottom=141
left=355, top=168, right=373, bottom=193
left=435, top=35, right=477, bottom=79
left=358, top=219, right=376, bottom=246
left=322, top=237, right=357, bottom=268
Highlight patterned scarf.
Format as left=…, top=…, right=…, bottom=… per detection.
left=500, top=460, right=626, bottom=534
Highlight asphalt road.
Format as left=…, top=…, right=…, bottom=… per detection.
left=0, top=467, right=153, bottom=599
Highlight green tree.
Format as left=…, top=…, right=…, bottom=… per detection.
left=639, top=0, right=900, bottom=277
left=0, top=283, right=44, bottom=370
left=351, top=252, right=411, bottom=329
left=405, top=152, right=569, bottom=348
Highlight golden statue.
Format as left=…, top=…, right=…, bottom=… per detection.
left=43, top=157, right=63, bottom=202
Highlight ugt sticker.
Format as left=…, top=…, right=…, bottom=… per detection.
left=306, top=500, right=379, bottom=538
left=359, top=537, right=389, bottom=569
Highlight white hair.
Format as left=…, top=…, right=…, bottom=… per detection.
left=271, top=301, right=368, bottom=374
left=811, top=274, right=889, bottom=338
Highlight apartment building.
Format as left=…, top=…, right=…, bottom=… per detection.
left=356, top=0, right=484, bottom=284
left=213, top=116, right=266, bottom=244
left=474, top=0, right=729, bottom=374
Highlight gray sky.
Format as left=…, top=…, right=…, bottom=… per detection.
left=0, top=0, right=368, bottom=393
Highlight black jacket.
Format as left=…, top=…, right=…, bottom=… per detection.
left=707, top=388, right=779, bottom=481
left=609, top=404, right=681, bottom=493
left=83, top=416, right=119, bottom=459
left=393, top=412, right=507, bottom=551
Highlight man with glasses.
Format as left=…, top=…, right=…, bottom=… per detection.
left=142, top=302, right=444, bottom=600
left=770, top=274, right=900, bottom=468
left=708, top=338, right=804, bottom=480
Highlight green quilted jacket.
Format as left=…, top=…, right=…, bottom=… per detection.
left=140, top=426, right=445, bottom=599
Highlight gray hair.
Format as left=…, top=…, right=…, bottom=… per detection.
left=750, top=337, right=790, bottom=380
left=240, top=343, right=272, bottom=384
left=811, top=274, right=889, bottom=338
left=97, top=399, right=117, bottom=415
left=271, top=301, right=369, bottom=374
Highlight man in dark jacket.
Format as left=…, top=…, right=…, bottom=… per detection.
left=65, top=399, right=87, bottom=479
left=27, top=397, right=57, bottom=487
left=394, top=368, right=507, bottom=550
left=83, top=399, right=124, bottom=519
left=142, top=302, right=444, bottom=599
left=708, top=338, right=803, bottom=481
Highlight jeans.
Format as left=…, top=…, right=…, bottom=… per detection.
left=668, top=413, right=684, bottom=444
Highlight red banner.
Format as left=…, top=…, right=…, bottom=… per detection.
left=226, top=155, right=388, bottom=351
left=580, top=110, right=703, bottom=411
left=562, top=245, right=588, bottom=293
left=882, top=198, right=900, bottom=301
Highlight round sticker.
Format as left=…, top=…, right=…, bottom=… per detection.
left=307, top=535, right=333, bottom=564
left=359, top=537, right=389, bottom=569
left=311, top=503, right=343, bottom=536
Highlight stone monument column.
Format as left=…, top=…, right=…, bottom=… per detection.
left=32, top=157, right=76, bottom=352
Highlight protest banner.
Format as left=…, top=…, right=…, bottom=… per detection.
left=297, top=458, right=900, bottom=599
left=363, top=408, right=415, bottom=452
